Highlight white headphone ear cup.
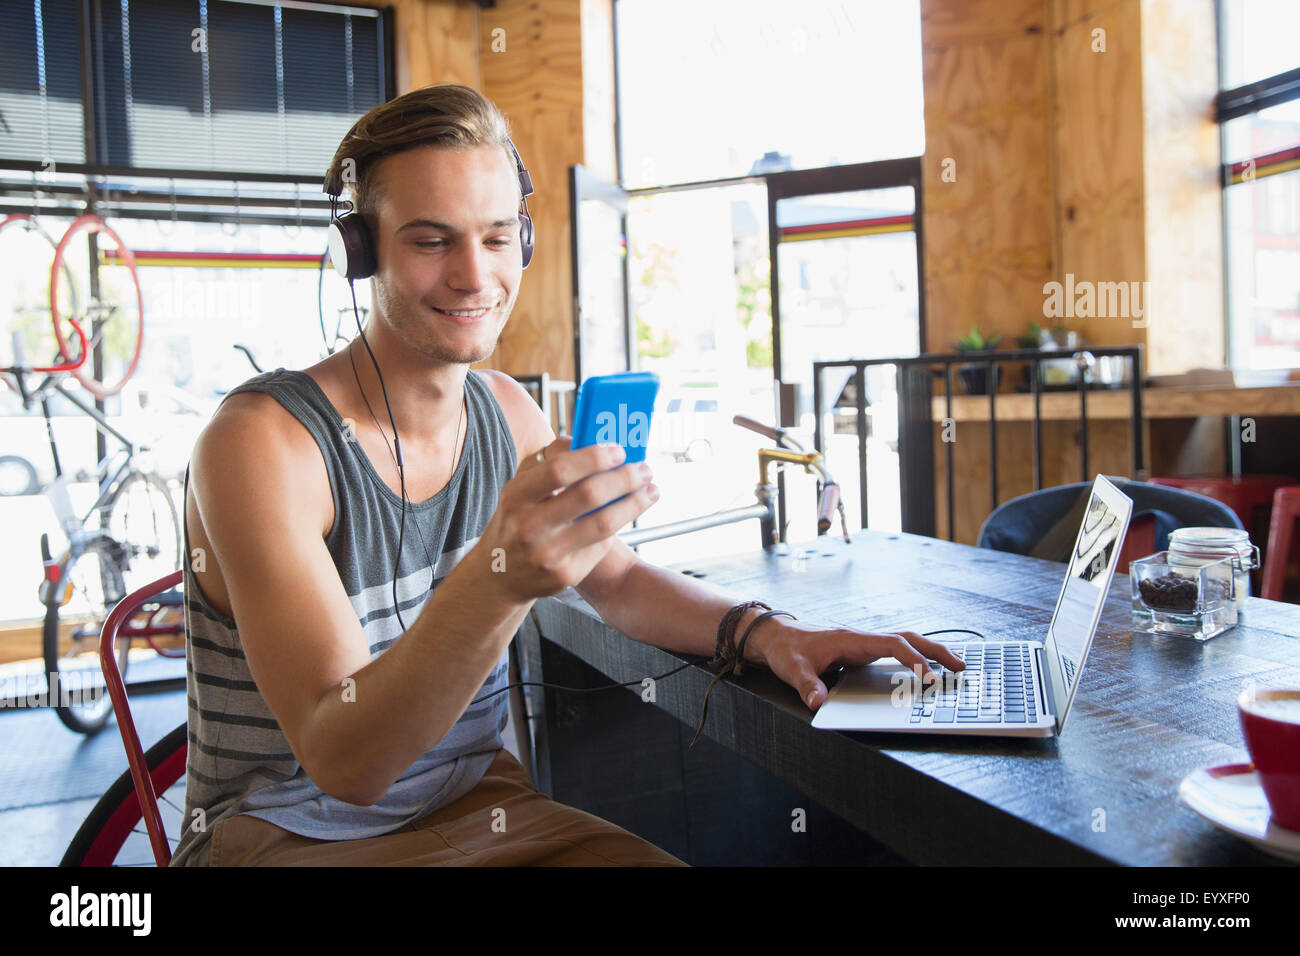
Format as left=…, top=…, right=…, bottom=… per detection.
left=327, top=214, right=376, bottom=280
left=327, top=221, right=351, bottom=279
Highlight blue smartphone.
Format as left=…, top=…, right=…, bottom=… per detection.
left=568, top=371, right=659, bottom=516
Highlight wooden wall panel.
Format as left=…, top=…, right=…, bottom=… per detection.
left=1051, top=0, right=1147, bottom=351
left=920, top=0, right=1055, bottom=354
left=476, top=0, right=586, bottom=384
left=387, top=0, right=478, bottom=91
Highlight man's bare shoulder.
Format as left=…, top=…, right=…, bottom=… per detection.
left=474, top=368, right=554, bottom=462
left=196, top=390, right=319, bottom=466
left=190, top=390, right=332, bottom=532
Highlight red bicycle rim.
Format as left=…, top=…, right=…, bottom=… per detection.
left=0, top=214, right=81, bottom=391
left=49, top=214, right=144, bottom=399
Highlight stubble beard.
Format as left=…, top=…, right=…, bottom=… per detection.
left=380, top=289, right=508, bottom=366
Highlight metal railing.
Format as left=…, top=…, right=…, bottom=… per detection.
left=812, top=346, right=1145, bottom=540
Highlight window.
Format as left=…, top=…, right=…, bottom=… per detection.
left=615, top=0, right=924, bottom=189
left=0, top=0, right=86, bottom=165
left=1218, top=0, right=1300, bottom=370
left=1, top=0, right=388, bottom=174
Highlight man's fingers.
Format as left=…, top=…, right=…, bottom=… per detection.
left=821, top=629, right=966, bottom=683
left=538, top=461, right=654, bottom=526
left=519, top=436, right=569, bottom=474
left=517, top=438, right=625, bottom=498
left=546, top=480, right=659, bottom=555
left=892, top=631, right=967, bottom=673
left=792, top=663, right=829, bottom=712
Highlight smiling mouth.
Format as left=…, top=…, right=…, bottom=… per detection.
left=432, top=305, right=493, bottom=319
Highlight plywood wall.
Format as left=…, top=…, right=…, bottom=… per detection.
left=920, top=0, right=1222, bottom=367
left=1051, top=0, right=1147, bottom=351
left=920, top=0, right=1056, bottom=354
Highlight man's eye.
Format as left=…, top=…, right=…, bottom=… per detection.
left=487, top=238, right=512, bottom=248
left=415, top=241, right=444, bottom=249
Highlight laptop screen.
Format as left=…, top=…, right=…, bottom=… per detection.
left=1046, top=484, right=1128, bottom=719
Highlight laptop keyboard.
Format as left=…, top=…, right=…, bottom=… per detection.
left=908, top=643, right=1038, bottom=725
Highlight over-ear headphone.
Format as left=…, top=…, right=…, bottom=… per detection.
left=325, top=137, right=535, bottom=280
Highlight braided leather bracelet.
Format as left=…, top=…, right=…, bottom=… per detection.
left=714, top=600, right=769, bottom=666
left=691, top=603, right=796, bottom=749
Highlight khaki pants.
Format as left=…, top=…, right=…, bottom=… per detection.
left=198, top=748, right=688, bottom=867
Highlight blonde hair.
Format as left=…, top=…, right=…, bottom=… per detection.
left=323, top=84, right=517, bottom=225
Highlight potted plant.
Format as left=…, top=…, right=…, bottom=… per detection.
left=1016, top=321, right=1047, bottom=391
left=953, top=325, right=1004, bottom=394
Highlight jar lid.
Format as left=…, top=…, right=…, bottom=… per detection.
left=1169, top=526, right=1251, bottom=556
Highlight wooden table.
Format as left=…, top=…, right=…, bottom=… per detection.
left=520, top=529, right=1300, bottom=866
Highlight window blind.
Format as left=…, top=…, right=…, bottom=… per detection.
left=0, top=0, right=87, bottom=165
left=0, top=0, right=387, bottom=175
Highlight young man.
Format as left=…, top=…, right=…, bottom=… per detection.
left=172, top=84, right=962, bottom=867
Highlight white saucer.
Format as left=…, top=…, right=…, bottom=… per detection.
left=1178, top=763, right=1300, bottom=863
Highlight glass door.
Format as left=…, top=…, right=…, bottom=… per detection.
left=769, top=166, right=924, bottom=543
left=570, top=164, right=632, bottom=382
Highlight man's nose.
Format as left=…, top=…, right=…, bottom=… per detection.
left=444, top=240, right=491, bottom=292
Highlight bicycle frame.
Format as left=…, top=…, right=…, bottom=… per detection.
left=616, top=416, right=850, bottom=551
left=12, top=351, right=145, bottom=534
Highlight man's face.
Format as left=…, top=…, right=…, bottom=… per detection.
left=368, top=143, right=523, bottom=365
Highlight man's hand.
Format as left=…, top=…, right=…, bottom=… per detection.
left=476, top=436, right=659, bottom=602
left=748, top=619, right=968, bottom=711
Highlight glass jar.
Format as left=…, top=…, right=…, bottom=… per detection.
left=1167, top=527, right=1260, bottom=612
left=1130, top=551, right=1238, bottom=640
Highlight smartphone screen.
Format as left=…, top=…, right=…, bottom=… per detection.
left=568, top=371, right=659, bottom=463
left=567, top=371, right=659, bottom=516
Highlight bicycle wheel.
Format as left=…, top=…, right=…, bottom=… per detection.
left=0, top=214, right=80, bottom=375
left=60, top=721, right=188, bottom=866
left=318, top=246, right=368, bottom=354
left=43, top=535, right=131, bottom=735
left=49, top=214, right=144, bottom=399
left=0, top=454, right=40, bottom=496
left=107, top=470, right=181, bottom=594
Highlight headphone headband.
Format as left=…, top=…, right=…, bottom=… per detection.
left=325, top=137, right=535, bottom=280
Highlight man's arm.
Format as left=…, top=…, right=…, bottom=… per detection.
left=190, top=393, right=533, bottom=806
left=478, top=371, right=778, bottom=666
left=480, top=370, right=965, bottom=712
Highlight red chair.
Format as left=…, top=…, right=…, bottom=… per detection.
left=1148, top=475, right=1295, bottom=532
left=97, top=570, right=184, bottom=866
left=1262, top=487, right=1300, bottom=602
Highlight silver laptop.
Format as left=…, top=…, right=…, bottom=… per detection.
left=811, top=475, right=1133, bottom=738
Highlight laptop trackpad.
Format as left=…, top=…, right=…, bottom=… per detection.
left=832, top=660, right=929, bottom=697
left=811, top=661, right=928, bottom=729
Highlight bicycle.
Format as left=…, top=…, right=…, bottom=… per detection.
left=618, top=413, right=851, bottom=551
left=4, top=329, right=182, bottom=734
left=318, top=247, right=369, bottom=355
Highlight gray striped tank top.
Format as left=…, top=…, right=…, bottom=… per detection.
left=170, top=367, right=517, bottom=867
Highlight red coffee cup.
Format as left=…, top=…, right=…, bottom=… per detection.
left=1238, top=687, right=1300, bottom=831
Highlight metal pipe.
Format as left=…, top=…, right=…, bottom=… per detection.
left=855, top=363, right=867, bottom=529
left=944, top=363, right=954, bottom=541
left=617, top=503, right=771, bottom=548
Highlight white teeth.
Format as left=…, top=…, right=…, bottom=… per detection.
left=442, top=308, right=488, bottom=317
